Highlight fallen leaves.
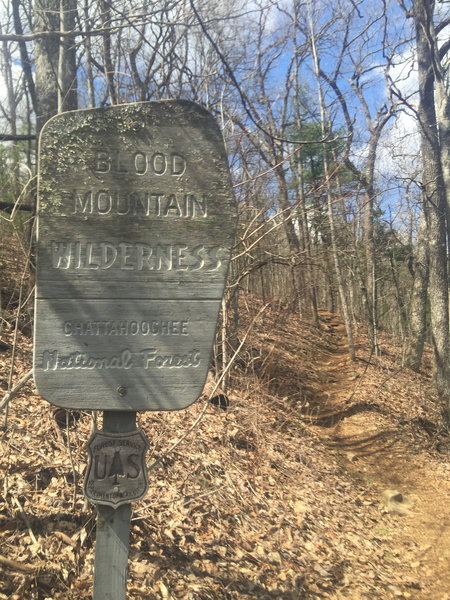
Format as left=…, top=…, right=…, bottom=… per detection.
left=1, top=306, right=450, bottom=598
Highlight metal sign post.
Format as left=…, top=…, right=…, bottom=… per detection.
left=33, top=100, right=237, bottom=598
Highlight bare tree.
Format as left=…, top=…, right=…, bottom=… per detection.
left=409, top=0, right=450, bottom=403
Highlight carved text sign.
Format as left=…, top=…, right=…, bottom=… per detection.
left=34, top=101, right=236, bottom=410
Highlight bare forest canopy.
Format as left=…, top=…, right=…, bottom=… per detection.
left=1, top=0, right=450, bottom=406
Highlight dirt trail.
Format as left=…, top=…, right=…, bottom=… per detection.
left=314, top=313, right=450, bottom=600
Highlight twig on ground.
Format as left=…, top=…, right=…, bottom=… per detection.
left=0, top=369, right=33, bottom=411
left=12, top=496, right=38, bottom=546
left=0, top=553, right=37, bottom=573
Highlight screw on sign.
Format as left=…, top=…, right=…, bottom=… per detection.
left=33, top=100, right=237, bottom=600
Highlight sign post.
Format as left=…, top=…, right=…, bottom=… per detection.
left=92, top=411, right=137, bottom=600
left=33, top=101, right=237, bottom=598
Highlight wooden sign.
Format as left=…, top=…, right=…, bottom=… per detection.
left=34, top=101, right=237, bottom=411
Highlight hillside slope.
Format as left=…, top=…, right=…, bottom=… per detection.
left=1, top=302, right=450, bottom=599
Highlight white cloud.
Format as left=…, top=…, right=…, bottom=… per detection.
left=377, top=47, right=420, bottom=179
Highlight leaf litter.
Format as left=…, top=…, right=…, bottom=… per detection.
left=1, top=300, right=450, bottom=599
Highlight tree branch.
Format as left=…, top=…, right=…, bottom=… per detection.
left=0, top=201, right=33, bottom=213
left=0, top=133, right=36, bottom=141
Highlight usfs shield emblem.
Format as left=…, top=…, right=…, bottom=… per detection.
left=84, top=429, right=149, bottom=507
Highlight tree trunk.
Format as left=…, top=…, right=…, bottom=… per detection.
left=404, top=204, right=429, bottom=371
left=294, top=153, right=320, bottom=325
left=413, top=0, right=450, bottom=401
left=34, top=0, right=77, bottom=134
left=57, top=0, right=78, bottom=113
left=274, top=165, right=314, bottom=322
left=12, top=0, right=37, bottom=114
left=362, top=182, right=378, bottom=354
left=435, top=67, right=450, bottom=282
left=34, top=0, right=60, bottom=133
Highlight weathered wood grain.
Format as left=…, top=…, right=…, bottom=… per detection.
left=34, top=101, right=237, bottom=411
left=35, top=299, right=220, bottom=409
left=93, top=412, right=136, bottom=600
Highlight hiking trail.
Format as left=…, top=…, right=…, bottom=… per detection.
left=313, top=312, right=450, bottom=600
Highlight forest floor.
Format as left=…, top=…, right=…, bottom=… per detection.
left=1, top=299, right=450, bottom=599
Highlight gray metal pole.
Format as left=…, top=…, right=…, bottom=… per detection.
left=93, top=411, right=136, bottom=600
